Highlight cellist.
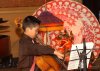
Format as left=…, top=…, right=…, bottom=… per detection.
left=17, top=16, right=64, bottom=71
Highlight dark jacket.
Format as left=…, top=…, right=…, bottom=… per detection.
left=18, top=34, right=54, bottom=69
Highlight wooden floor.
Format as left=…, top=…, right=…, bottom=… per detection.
left=0, top=68, right=21, bottom=71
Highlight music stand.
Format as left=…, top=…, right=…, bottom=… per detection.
left=67, top=42, right=94, bottom=71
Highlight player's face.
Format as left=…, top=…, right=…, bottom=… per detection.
left=28, top=25, right=39, bottom=38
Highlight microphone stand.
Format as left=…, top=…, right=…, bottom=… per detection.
left=82, top=38, right=87, bottom=71
left=76, top=38, right=87, bottom=71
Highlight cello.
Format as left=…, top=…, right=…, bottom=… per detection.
left=35, top=30, right=74, bottom=71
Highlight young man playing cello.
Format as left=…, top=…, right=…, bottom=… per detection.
left=18, top=16, right=64, bottom=71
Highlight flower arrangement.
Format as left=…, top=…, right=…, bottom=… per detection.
left=55, top=30, right=74, bottom=61
left=14, top=17, right=22, bottom=27
left=56, top=30, right=74, bottom=42
left=55, top=30, right=74, bottom=51
left=14, top=17, right=23, bottom=37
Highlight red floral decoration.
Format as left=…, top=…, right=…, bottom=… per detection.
left=56, top=30, right=74, bottom=53
left=55, top=30, right=74, bottom=61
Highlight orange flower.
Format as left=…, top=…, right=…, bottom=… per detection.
left=14, top=17, right=22, bottom=27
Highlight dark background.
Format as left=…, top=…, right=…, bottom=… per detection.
left=83, top=0, right=100, bottom=22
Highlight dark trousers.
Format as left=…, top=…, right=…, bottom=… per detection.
left=34, top=64, right=41, bottom=71
left=20, top=68, right=30, bottom=71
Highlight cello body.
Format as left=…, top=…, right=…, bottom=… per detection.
left=35, top=55, right=60, bottom=71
